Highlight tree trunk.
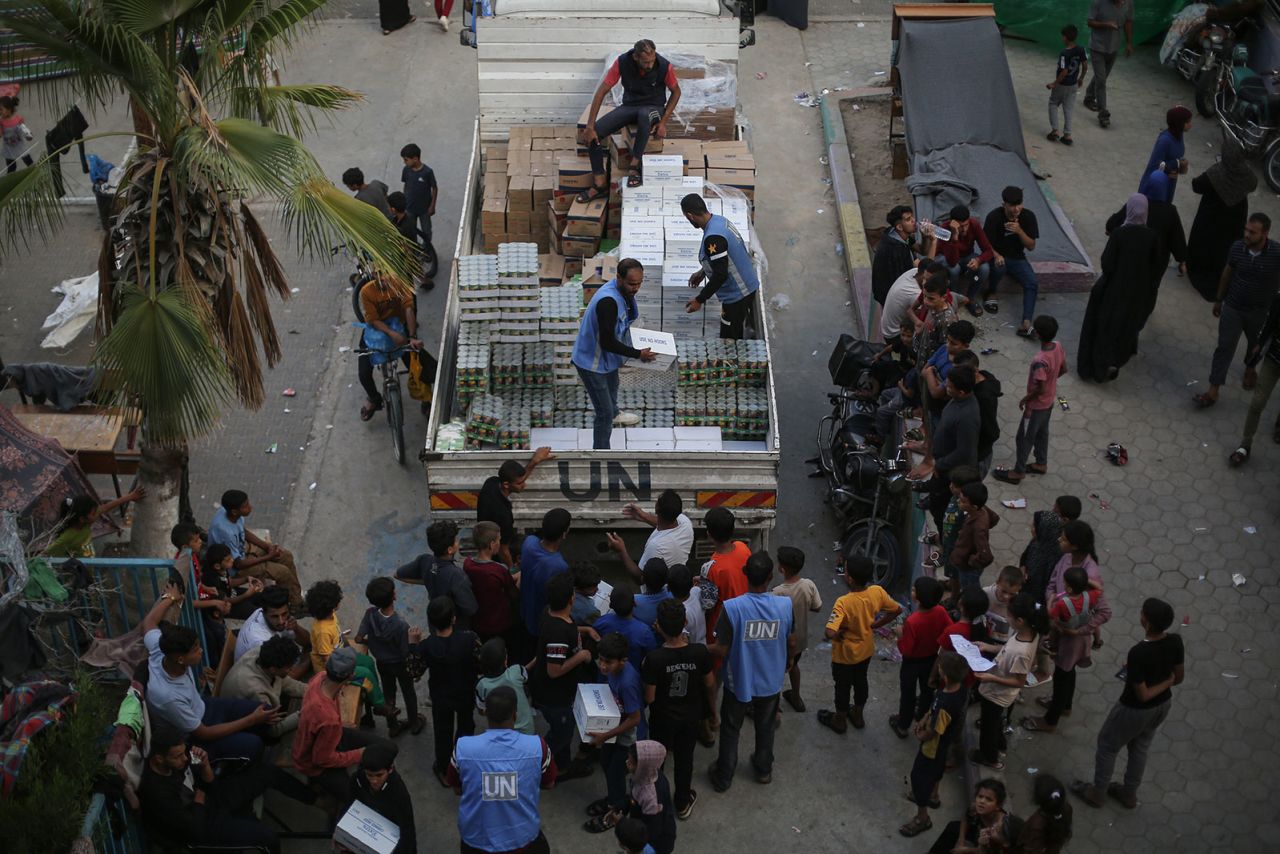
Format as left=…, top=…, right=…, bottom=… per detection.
left=128, top=443, right=186, bottom=558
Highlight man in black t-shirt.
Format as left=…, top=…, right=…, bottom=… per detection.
left=982, top=186, right=1041, bottom=335
left=1073, top=597, right=1184, bottom=810
left=399, top=143, right=438, bottom=249
left=642, top=599, right=715, bottom=819
left=476, top=447, right=554, bottom=566
left=529, top=572, right=596, bottom=781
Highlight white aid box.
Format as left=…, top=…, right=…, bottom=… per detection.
left=334, top=801, right=400, bottom=854
left=574, top=683, right=621, bottom=743
left=576, top=428, right=626, bottom=450
left=628, top=327, right=677, bottom=371
left=642, top=154, right=684, bottom=185
left=529, top=428, right=580, bottom=451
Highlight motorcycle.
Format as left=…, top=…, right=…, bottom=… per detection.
left=1206, top=43, right=1280, bottom=191
left=808, top=336, right=911, bottom=588
left=1162, top=1, right=1263, bottom=116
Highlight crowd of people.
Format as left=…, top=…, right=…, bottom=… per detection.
left=109, top=437, right=1189, bottom=854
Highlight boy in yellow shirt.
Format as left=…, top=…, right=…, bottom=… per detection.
left=305, top=579, right=400, bottom=728
left=818, top=556, right=902, bottom=733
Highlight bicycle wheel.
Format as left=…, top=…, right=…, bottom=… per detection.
left=422, top=241, right=439, bottom=281
left=841, top=520, right=902, bottom=590
left=385, top=373, right=406, bottom=465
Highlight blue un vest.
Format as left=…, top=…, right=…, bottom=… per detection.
left=700, top=214, right=760, bottom=306
left=455, top=729, right=544, bottom=851
left=571, top=279, right=638, bottom=375
left=723, top=592, right=793, bottom=703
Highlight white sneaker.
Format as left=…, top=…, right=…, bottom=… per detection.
left=613, top=411, right=641, bottom=427
left=439, top=15, right=449, bottom=32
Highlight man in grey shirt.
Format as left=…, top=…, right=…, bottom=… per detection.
left=342, top=167, right=392, bottom=218
left=1083, top=0, right=1134, bottom=128
left=931, top=364, right=981, bottom=476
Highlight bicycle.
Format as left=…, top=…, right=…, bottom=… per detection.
left=355, top=344, right=419, bottom=466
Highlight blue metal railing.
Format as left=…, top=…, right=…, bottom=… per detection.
left=80, top=792, right=147, bottom=854
left=43, top=553, right=212, bottom=673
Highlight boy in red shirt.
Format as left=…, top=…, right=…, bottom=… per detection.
left=936, top=204, right=994, bottom=313
left=890, top=577, right=953, bottom=738
left=698, top=506, right=750, bottom=747
left=462, top=521, right=519, bottom=642
left=996, top=314, right=1067, bottom=484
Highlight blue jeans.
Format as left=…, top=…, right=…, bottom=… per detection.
left=989, top=257, right=1038, bottom=323
left=935, top=253, right=990, bottom=301
left=577, top=366, right=619, bottom=449
left=198, top=697, right=267, bottom=763
left=537, top=703, right=575, bottom=772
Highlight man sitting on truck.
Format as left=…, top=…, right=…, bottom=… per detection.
left=578, top=39, right=682, bottom=200
left=571, top=258, right=656, bottom=449
left=681, top=194, right=761, bottom=340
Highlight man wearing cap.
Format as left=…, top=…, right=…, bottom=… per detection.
left=579, top=39, right=682, bottom=200
left=293, top=647, right=394, bottom=804
left=448, top=686, right=557, bottom=854
left=935, top=204, right=995, bottom=316
left=572, top=257, right=656, bottom=448
left=681, top=193, right=762, bottom=339
left=983, top=186, right=1041, bottom=336
left=348, top=742, right=417, bottom=854
left=873, top=204, right=938, bottom=306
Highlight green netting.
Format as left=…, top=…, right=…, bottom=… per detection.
left=995, top=0, right=1189, bottom=47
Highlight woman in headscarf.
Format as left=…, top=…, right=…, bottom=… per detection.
left=1140, top=106, right=1193, bottom=201
left=1077, top=195, right=1162, bottom=382
left=626, top=741, right=676, bottom=854
left=1107, top=163, right=1188, bottom=330
left=378, top=0, right=414, bottom=35
left=1186, top=135, right=1259, bottom=300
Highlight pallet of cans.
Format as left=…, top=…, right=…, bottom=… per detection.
left=465, top=393, right=506, bottom=447
left=641, top=410, right=676, bottom=428
left=552, top=409, right=591, bottom=428
left=555, top=385, right=589, bottom=411
left=735, top=339, right=768, bottom=387
left=499, top=408, right=532, bottom=451
left=731, top=387, right=769, bottom=440
left=490, top=343, right=524, bottom=390
left=458, top=255, right=501, bottom=322
left=497, top=243, right=540, bottom=343
left=677, top=339, right=710, bottom=386
left=617, top=388, right=648, bottom=414
left=523, top=342, right=555, bottom=388
left=455, top=343, right=491, bottom=410
left=706, top=340, right=738, bottom=385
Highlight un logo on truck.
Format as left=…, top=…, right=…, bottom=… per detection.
left=482, top=771, right=519, bottom=800
left=744, top=620, right=779, bottom=641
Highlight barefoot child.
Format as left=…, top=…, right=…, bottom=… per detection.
left=771, top=546, right=822, bottom=712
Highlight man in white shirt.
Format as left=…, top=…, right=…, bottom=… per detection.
left=233, top=587, right=311, bottom=680
left=606, top=489, right=695, bottom=580
left=880, top=262, right=950, bottom=345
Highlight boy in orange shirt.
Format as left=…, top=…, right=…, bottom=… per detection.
left=818, top=556, right=902, bottom=733
left=697, top=506, right=751, bottom=747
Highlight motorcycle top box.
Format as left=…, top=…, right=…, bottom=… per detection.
left=828, top=334, right=878, bottom=387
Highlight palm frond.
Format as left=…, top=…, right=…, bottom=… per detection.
left=244, top=0, right=327, bottom=53
left=282, top=179, right=423, bottom=285
left=0, top=160, right=65, bottom=255
left=102, top=0, right=205, bottom=34
left=225, top=83, right=363, bottom=136
left=93, top=285, right=235, bottom=447
left=172, top=116, right=322, bottom=198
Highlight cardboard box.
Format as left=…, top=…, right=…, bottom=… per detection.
left=575, top=684, right=621, bottom=743
left=538, top=253, right=566, bottom=285
left=557, top=156, right=595, bottom=192
left=707, top=168, right=755, bottom=199
left=481, top=197, right=506, bottom=233
left=565, top=197, right=607, bottom=237
left=575, top=428, right=626, bottom=452
left=532, top=177, right=554, bottom=207
left=562, top=234, right=601, bottom=257
left=547, top=199, right=568, bottom=237
left=628, top=326, right=677, bottom=371
left=334, top=801, right=400, bottom=854
left=706, top=153, right=756, bottom=172
left=508, top=126, right=533, bottom=150
left=642, top=154, right=685, bottom=185
left=530, top=427, right=581, bottom=452
left=530, top=125, right=554, bottom=139
left=702, top=140, right=750, bottom=157
left=507, top=176, right=534, bottom=211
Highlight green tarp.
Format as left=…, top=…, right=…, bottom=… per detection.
left=995, top=0, right=1190, bottom=46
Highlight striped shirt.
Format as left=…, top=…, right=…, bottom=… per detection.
left=1225, top=239, right=1280, bottom=312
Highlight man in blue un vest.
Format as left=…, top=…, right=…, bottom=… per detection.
left=707, top=551, right=796, bottom=792
left=448, top=686, right=556, bottom=854
left=571, top=258, right=656, bottom=449
left=681, top=193, right=761, bottom=339
left=578, top=39, right=683, bottom=199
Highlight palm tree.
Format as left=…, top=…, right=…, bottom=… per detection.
left=0, top=1, right=420, bottom=556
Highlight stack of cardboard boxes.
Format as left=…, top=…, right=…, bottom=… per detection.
left=482, top=127, right=577, bottom=252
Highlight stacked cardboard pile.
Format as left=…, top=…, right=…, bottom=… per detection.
left=483, top=126, right=576, bottom=252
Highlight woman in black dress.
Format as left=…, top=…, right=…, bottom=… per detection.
left=1186, top=137, right=1257, bottom=301
left=1078, top=194, right=1162, bottom=383
left=379, top=0, right=415, bottom=35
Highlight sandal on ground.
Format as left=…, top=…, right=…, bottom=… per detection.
left=967, top=302, right=984, bottom=317
left=626, top=171, right=643, bottom=188
left=583, top=809, right=621, bottom=833
left=904, top=791, right=942, bottom=809
left=1229, top=446, right=1250, bottom=467
left=1016, top=325, right=1036, bottom=339
left=1046, top=131, right=1059, bottom=142
left=817, top=709, right=847, bottom=734
left=1192, top=392, right=1217, bottom=409
left=993, top=467, right=1024, bottom=484
left=969, top=749, right=1004, bottom=771
left=576, top=183, right=608, bottom=203
left=585, top=798, right=614, bottom=817
left=1020, top=716, right=1056, bottom=733
left=1026, top=463, right=1048, bottom=475
left=360, top=401, right=382, bottom=421
left=1071, top=780, right=1105, bottom=808
left=983, top=299, right=1000, bottom=313
left=1060, top=135, right=1074, bottom=146
left=899, top=816, right=934, bottom=837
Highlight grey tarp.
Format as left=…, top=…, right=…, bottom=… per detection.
left=897, top=17, right=1088, bottom=266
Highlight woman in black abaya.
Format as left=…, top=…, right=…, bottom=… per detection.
left=1186, top=137, right=1257, bottom=301
left=1078, top=194, right=1162, bottom=383
left=1105, top=165, right=1188, bottom=331
left=379, top=0, right=415, bottom=35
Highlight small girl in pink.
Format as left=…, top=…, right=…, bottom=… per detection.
left=0, top=95, right=34, bottom=173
